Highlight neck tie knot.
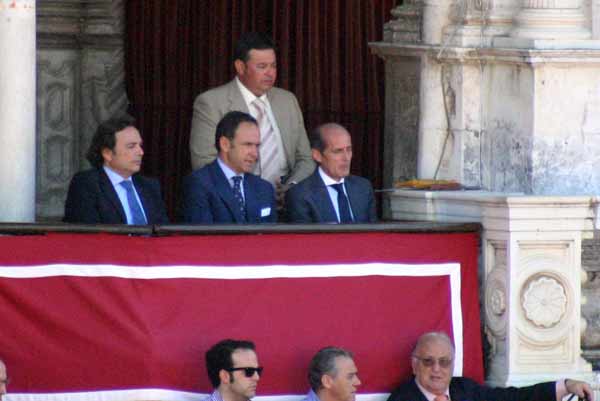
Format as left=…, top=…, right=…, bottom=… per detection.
left=434, top=395, right=448, bottom=401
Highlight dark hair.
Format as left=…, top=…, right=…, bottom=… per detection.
left=215, top=111, right=258, bottom=152
left=309, top=123, right=349, bottom=153
left=234, top=32, right=275, bottom=62
left=86, top=114, right=136, bottom=168
left=308, top=347, right=354, bottom=392
left=205, top=339, right=256, bottom=388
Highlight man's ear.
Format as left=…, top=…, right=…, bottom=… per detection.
left=101, top=147, right=113, bottom=163
left=234, top=59, right=246, bottom=77
left=321, top=374, right=333, bottom=389
left=219, top=369, right=231, bottom=384
left=311, top=148, right=322, bottom=164
left=220, top=136, right=231, bottom=153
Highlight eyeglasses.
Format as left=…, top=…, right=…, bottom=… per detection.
left=226, top=367, right=264, bottom=377
left=413, top=356, right=453, bottom=368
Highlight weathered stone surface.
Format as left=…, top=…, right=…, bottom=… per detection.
left=36, top=0, right=128, bottom=220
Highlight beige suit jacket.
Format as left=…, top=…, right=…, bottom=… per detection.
left=189, top=79, right=315, bottom=184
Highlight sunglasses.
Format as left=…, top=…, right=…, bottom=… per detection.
left=226, top=367, right=264, bottom=377
left=414, top=356, right=453, bottom=368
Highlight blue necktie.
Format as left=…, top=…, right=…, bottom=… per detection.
left=331, top=183, right=353, bottom=223
left=120, top=180, right=147, bottom=225
left=232, top=176, right=247, bottom=221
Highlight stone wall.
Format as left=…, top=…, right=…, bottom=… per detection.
left=36, top=0, right=128, bottom=220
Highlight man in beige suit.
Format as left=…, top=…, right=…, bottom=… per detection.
left=189, top=32, right=314, bottom=203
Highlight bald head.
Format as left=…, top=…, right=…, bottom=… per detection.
left=413, top=332, right=455, bottom=357
left=0, top=359, right=7, bottom=400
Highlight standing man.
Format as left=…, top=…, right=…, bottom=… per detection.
left=183, top=111, right=277, bottom=223
left=63, top=115, right=169, bottom=224
left=202, top=339, right=262, bottom=401
left=0, top=359, right=7, bottom=401
left=301, top=347, right=362, bottom=401
left=388, top=332, right=593, bottom=401
left=189, top=32, right=314, bottom=201
left=285, top=123, right=377, bottom=223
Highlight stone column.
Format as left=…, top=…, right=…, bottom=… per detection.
left=511, top=0, right=591, bottom=40
left=0, top=0, right=36, bottom=222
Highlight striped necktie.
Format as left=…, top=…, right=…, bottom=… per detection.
left=252, top=98, right=281, bottom=185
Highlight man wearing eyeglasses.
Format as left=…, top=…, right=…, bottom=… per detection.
left=301, top=346, right=362, bottom=401
left=203, top=339, right=263, bottom=401
left=387, top=332, right=594, bottom=401
left=0, top=359, right=8, bottom=401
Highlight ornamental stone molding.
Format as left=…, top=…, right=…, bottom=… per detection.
left=521, top=275, right=568, bottom=328
left=36, top=0, right=128, bottom=221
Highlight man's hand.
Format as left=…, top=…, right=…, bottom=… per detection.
left=565, top=379, right=594, bottom=401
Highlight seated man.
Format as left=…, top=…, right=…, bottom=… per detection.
left=0, top=359, right=8, bottom=401
left=183, top=111, right=277, bottom=223
left=387, top=332, right=593, bottom=401
left=64, top=115, right=169, bottom=224
left=286, top=123, right=377, bottom=223
left=301, top=347, right=362, bottom=401
left=202, top=339, right=262, bottom=401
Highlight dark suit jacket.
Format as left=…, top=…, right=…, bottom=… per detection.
left=189, top=79, right=315, bottom=184
left=387, top=377, right=556, bottom=401
left=285, top=169, right=377, bottom=223
left=63, top=168, right=169, bottom=224
left=182, top=160, right=277, bottom=224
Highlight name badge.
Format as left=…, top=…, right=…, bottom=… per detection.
left=260, top=207, right=271, bottom=217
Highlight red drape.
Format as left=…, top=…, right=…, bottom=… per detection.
left=125, top=1, right=398, bottom=218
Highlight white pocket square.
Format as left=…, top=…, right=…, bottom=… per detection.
left=260, top=207, right=271, bottom=217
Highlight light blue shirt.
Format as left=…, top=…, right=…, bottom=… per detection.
left=300, top=389, right=321, bottom=401
left=318, top=167, right=355, bottom=223
left=201, top=390, right=225, bottom=401
left=217, top=157, right=245, bottom=201
left=103, top=166, right=147, bottom=224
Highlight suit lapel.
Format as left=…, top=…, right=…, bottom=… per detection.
left=210, top=161, right=245, bottom=223
left=227, top=80, right=251, bottom=113
left=343, top=176, right=362, bottom=222
left=99, top=169, right=127, bottom=223
left=243, top=175, right=259, bottom=222
left=132, top=175, right=152, bottom=223
left=267, top=90, right=294, bottom=164
left=307, top=172, right=338, bottom=223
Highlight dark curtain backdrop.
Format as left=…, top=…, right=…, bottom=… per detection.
left=125, top=1, right=398, bottom=219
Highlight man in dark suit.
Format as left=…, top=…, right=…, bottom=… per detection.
left=183, top=111, right=277, bottom=224
left=63, top=115, right=169, bottom=224
left=189, top=32, right=314, bottom=204
left=285, top=123, right=377, bottom=223
left=387, top=332, right=593, bottom=401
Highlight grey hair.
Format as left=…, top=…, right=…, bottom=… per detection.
left=308, top=346, right=354, bottom=392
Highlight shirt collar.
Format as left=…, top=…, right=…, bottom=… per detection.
left=217, top=157, right=243, bottom=182
left=304, top=390, right=321, bottom=401
left=235, top=76, right=269, bottom=106
left=103, top=165, right=130, bottom=186
left=415, top=377, right=450, bottom=401
left=318, top=166, right=345, bottom=186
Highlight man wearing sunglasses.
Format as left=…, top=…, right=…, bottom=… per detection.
left=387, top=332, right=594, bottom=401
left=301, top=347, right=362, bottom=401
left=203, top=339, right=263, bottom=401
